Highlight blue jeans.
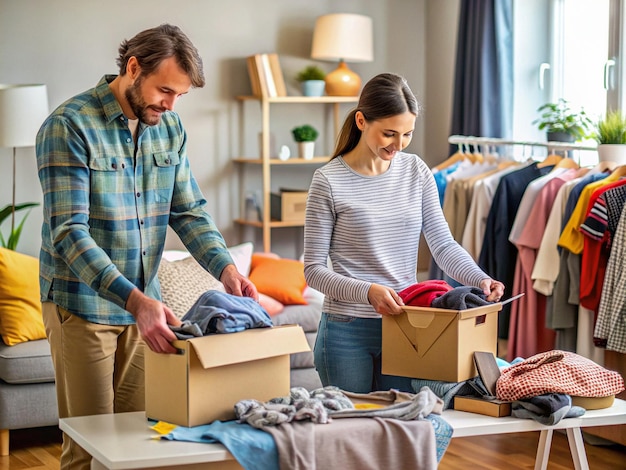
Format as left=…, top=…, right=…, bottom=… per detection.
left=314, top=312, right=414, bottom=393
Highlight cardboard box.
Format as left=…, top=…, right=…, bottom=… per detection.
left=270, top=191, right=308, bottom=222
left=454, top=396, right=512, bottom=417
left=145, top=325, right=310, bottom=427
left=382, top=303, right=502, bottom=383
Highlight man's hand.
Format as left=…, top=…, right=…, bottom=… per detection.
left=126, top=288, right=181, bottom=354
left=368, top=283, right=405, bottom=316
left=220, top=264, right=259, bottom=300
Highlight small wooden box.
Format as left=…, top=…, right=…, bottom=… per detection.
left=270, top=191, right=308, bottom=222
left=454, top=396, right=512, bottom=417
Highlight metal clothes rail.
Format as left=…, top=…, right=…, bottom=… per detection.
left=448, top=135, right=598, bottom=152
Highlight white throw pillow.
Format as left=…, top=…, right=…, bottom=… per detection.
left=159, top=242, right=254, bottom=318
left=227, top=242, right=254, bottom=276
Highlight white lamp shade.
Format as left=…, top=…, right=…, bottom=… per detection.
left=311, top=13, right=373, bottom=63
left=0, top=84, right=49, bottom=148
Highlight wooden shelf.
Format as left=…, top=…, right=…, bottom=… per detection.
left=236, top=95, right=359, bottom=104
left=234, top=218, right=304, bottom=228
left=235, top=95, right=356, bottom=251
left=233, top=156, right=331, bottom=164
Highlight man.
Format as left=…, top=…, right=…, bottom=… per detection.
left=36, top=24, right=257, bottom=469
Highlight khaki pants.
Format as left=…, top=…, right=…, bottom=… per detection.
left=42, top=302, right=145, bottom=470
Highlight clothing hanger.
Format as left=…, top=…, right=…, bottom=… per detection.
left=610, top=164, right=626, bottom=178
left=551, top=150, right=579, bottom=170
left=433, top=142, right=466, bottom=171
left=463, top=142, right=477, bottom=164
left=471, top=141, right=484, bottom=163
left=594, top=160, right=619, bottom=173
left=483, top=144, right=498, bottom=164
left=537, top=146, right=563, bottom=168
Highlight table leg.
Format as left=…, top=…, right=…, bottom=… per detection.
left=566, top=427, right=590, bottom=470
left=91, top=459, right=107, bottom=470
left=534, top=429, right=553, bottom=470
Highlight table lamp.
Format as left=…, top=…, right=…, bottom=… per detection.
left=0, top=83, right=49, bottom=235
left=311, top=13, right=373, bottom=96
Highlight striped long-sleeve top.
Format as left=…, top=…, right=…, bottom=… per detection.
left=303, top=152, right=489, bottom=318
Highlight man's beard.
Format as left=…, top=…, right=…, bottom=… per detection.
left=125, top=77, right=164, bottom=126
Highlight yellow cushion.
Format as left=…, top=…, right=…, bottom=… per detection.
left=249, top=254, right=307, bottom=305
left=0, top=248, right=46, bottom=345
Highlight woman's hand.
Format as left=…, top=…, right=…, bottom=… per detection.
left=480, top=278, right=505, bottom=302
left=368, top=283, right=405, bottom=315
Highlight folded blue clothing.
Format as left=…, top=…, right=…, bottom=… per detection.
left=424, top=414, right=453, bottom=462
left=161, top=420, right=279, bottom=470
left=171, top=290, right=272, bottom=338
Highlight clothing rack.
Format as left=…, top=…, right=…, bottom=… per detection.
left=448, top=135, right=597, bottom=153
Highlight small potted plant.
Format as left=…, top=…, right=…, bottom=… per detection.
left=291, top=124, right=319, bottom=159
left=295, top=65, right=326, bottom=97
left=593, top=110, right=626, bottom=163
left=532, top=98, right=593, bottom=142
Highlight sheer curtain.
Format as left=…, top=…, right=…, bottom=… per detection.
left=450, top=0, right=513, bottom=153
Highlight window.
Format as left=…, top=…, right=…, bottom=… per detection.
left=512, top=0, right=620, bottom=164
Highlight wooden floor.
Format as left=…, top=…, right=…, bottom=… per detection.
left=1, top=425, right=626, bottom=469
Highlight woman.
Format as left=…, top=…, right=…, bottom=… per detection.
left=303, top=73, right=504, bottom=393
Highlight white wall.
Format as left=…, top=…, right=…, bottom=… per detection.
left=0, top=0, right=458, bottom=258
left=423, top=0, right=460, bottom=167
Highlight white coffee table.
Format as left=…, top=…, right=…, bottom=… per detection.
left=59, top=399, right=626, bottom=470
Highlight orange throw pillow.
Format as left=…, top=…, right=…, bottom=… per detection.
left=249, top=254, right=307, bottom=305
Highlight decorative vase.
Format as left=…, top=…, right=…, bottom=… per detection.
left=301, top=80, right=325, bottom=97
left=546, top=132, right=575, bottom=143
left=325, top=61, right=361, bottom=96
left=597, top=144, right=626, bottom=165
left=298, top=141, right=315, bottom=160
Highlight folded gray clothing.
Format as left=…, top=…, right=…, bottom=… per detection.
left=170, top=290, right=272, bottom=338
left=235, top=386, right=443, bottom=429
left=512, top=393, right=585, bottom=425
left=332, top=387, right=443, bottom=420
left=431, top=286, right=491, bottom=310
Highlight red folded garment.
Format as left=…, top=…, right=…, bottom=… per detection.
left=398, top=280, right=454, bottom=307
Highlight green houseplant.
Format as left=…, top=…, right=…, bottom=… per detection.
left=295, top=65, right=326, bottom=97
left=0, top=202, right=39, bottom=250
left=291, top=124, right=319, bottom=159
left=291, top=124, right=319, bottom=142
left=593, top=110, right=626, bottom=144
left=533, top=98, right=593, bottom=142
left=593, top=110, right=626, bottom=164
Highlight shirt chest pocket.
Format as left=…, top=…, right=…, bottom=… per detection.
left=88, top=156, right=133, bottom=195
left=153, top=152, right=180, bottom=168
left=150, top=152, right=180, bottom=203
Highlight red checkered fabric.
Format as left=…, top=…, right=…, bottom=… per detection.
left=496, top=350, right=625, bottom=401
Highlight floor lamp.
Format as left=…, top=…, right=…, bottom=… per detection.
left=0, top=84, right=49, bottom=236
left=311, top=13, right=373, bottom=96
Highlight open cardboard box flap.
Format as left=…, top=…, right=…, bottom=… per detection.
left=174, top=325, right=310, bottom=370
left=397, top=303, right=503, bottom=359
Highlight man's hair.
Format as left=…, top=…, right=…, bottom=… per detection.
left=116, top=24, right=205, bottom=87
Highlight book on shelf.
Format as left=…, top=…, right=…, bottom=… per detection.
left=246, top=53, right=287, bottom=98
left=267, top=54, right=286, bottom=97
left=246, top=56, right=262, bottom=98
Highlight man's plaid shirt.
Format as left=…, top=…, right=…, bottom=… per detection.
left=36, top=75, right=232, bottom=325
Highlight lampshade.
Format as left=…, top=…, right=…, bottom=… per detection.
left=311, top=13, right=374, bottom=96
left=0, top=84, right=49, bottom=148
